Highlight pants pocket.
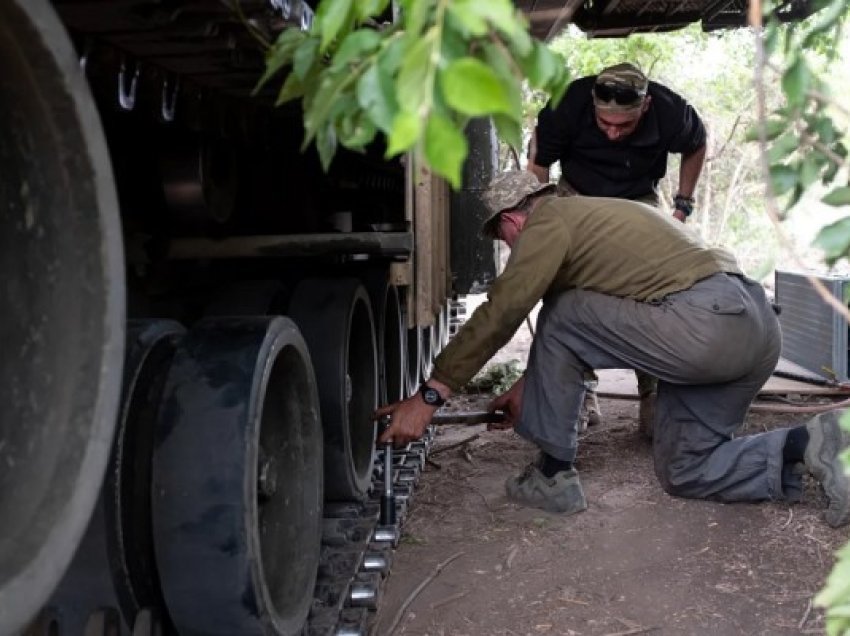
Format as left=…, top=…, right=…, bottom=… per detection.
left=684, top=287, right=746, bottom=315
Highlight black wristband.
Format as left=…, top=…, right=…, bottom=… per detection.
left=673, top=194, right=695, bottom=218
left=418, top=383, right=446, bottom=407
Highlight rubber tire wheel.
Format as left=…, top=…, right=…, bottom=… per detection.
left=152, top=316, right=323, bottom=635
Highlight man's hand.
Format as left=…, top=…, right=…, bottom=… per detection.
left=374, top=396, right=437, bottom=447
left=672, top=209, right=687, bottom=223
left=489, top=375, right=525, bottom=428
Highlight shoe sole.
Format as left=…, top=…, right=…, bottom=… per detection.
left=806, top=416, right=850, bottom=527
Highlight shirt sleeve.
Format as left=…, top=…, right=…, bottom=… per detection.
left=430, top=202, right=570, bottom=391
left=533, top=81, right=583, bottom=168
left=661, top=86, right=707, bottom=155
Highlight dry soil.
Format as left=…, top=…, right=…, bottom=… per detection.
left=372, top=307, right=849, bottom=636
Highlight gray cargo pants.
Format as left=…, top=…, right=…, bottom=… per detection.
left=518, top=272, right=795, bottom=502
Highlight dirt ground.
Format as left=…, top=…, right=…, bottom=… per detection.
left=372, top=308, right=849, bottom=636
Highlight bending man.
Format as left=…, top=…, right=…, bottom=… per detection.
left=376, top=171, right=849, bottom=527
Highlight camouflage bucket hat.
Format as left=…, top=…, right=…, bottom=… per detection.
left=592, top=62, right=648, bottom=114
left=480, top=171, right=556, bottom=238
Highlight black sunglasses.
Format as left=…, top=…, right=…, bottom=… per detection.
left=593, top=82, right=646, bottom=106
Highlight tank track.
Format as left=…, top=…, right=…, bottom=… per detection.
left=309, top=435, right=431, bottom=635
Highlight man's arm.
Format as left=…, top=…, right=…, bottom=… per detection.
left=673, top=143, right=706, bottom=222
left=678, top=143, right=706, bottom=199
left=527, top=129, right=551, bottom=184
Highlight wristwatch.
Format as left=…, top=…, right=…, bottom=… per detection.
left=418, top=383, right=446, bottom=407
left=673, top=194, right=695, bottom=218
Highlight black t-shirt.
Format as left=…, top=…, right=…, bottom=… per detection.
left=534, top=75, right=706, bottom=199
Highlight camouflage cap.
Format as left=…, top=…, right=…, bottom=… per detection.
left=480, top=171, right=556, bottom=238
left=592, top=62, right=649, bottom=114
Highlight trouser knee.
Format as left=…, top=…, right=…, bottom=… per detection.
left=653, top=454, right=711, bottom=499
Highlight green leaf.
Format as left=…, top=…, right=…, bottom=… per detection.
left=316, top=123, right=338, bottom=171
left=766, top=132, right=799, bottom=164
left=823, top=187, right=850, bottom=206
left=799, top=154, right=823, bottom=188
left=446, top=0, right=488, bottom=36
left=254, top=28, right=306, bottom=94
left=802, top=0, right=847, bottom=48
left=461, top=0, right=518, bottom=33
left=355, top=0, right=390, bottom=22
left=340, top=113, right=377, bottom=151
left=357, top=63, right=398, bottom=133
left=386, top=110, right=422, bottom=157
left=275, top=72, right=306, bottom=105
left=813, top=216, right=850, bottom=264
left=400, top=0, right=433, bottom=38
left=744, top=119, right=786, bottom=142
left=769, top=164, right=799, bottom=196
left=424, top=114, right=468, bottom=189
left=315, top=0, right=355, bottom=53
left=492, top=113, right=522, bottom=152
left=442, top=12, right=472, bottom=62
left=293, top=36, right=320, bottom=81
left=380, top=34, right=411, bottom=75
left=467, top=0, right=531, bottom=55
left=521, top=40, right=561, bottom=90
left=396, top=33, right=435, bottom=113
left=481, top=42, right=523, bottom=117
left=440, top=57, right=515, bottom=117
left=811, top=114, right=838, bottom=144
left=785, top=183, right=805, bottom=212
left=331, top=29, right=382, bottom=70
left=781, top=56, right=811, bottom=107
left=303, top=70, right=355, bottom=145
left=763, top=21, right=780, bottom=56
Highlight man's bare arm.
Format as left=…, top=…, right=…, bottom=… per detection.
left=527, top=129, right=551, bottom=184
left=678, top=143, right=707, bottom=199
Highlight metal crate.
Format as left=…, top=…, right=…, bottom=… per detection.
left=774, top=270, right=850, bottom=382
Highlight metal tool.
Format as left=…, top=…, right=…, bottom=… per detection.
left=430, top=410, right=506, bottom=426
left=378, top=416, right=395, bottom=527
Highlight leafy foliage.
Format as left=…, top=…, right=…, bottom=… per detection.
left=255, top=0, right=570, bottom=187
left=754, top=1, right=849, bottom=242
left=762, top=4, right=850, bottom=632
left=465, top=360, right=524, bottom=394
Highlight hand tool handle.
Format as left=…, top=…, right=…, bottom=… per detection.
left=378, top=416, right=396, bottom=526
left=430, top=410, right=506, bottom=426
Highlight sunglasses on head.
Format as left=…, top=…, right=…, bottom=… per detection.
left=593, top=82, right=646, bottom=106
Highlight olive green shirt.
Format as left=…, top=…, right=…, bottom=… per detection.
left=431, top=195, right=742, bottom=392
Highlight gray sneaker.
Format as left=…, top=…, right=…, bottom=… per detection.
left=505, top=462, right=588, bottom=515
left=804, top=411, right=850, bottom=528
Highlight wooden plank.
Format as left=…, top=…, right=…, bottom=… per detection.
left=431, top=175, right=448, bottom=315
left=414, top=159, right=434, bottom=326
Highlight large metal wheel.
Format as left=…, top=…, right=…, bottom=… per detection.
left=105, top=320, right=185, bottom=629
left=152, top=317, right=323, bottom=635
left=362, top=272, right=405, bottom=406
left=42, top=320, right=184, bottom=635
left=288, top=278, right=378, bottom=501
left=419, top=323, right=435, bottom=380
left=404, top=319, right=422, bottom=399
left=0, top=1, right=125, bottom=633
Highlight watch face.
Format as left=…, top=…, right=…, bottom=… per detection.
left=421, top=387, right=443, bottom=405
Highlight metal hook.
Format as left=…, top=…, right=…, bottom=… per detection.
left=270, top=0, right=292, bottom=19
left=118, top=59, right=139, bottom=111
left=79, top=38, right=92, bottom=73
left=161, top=76, right=179, bottom=122
left=299, top=2, right=314, bottom=30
